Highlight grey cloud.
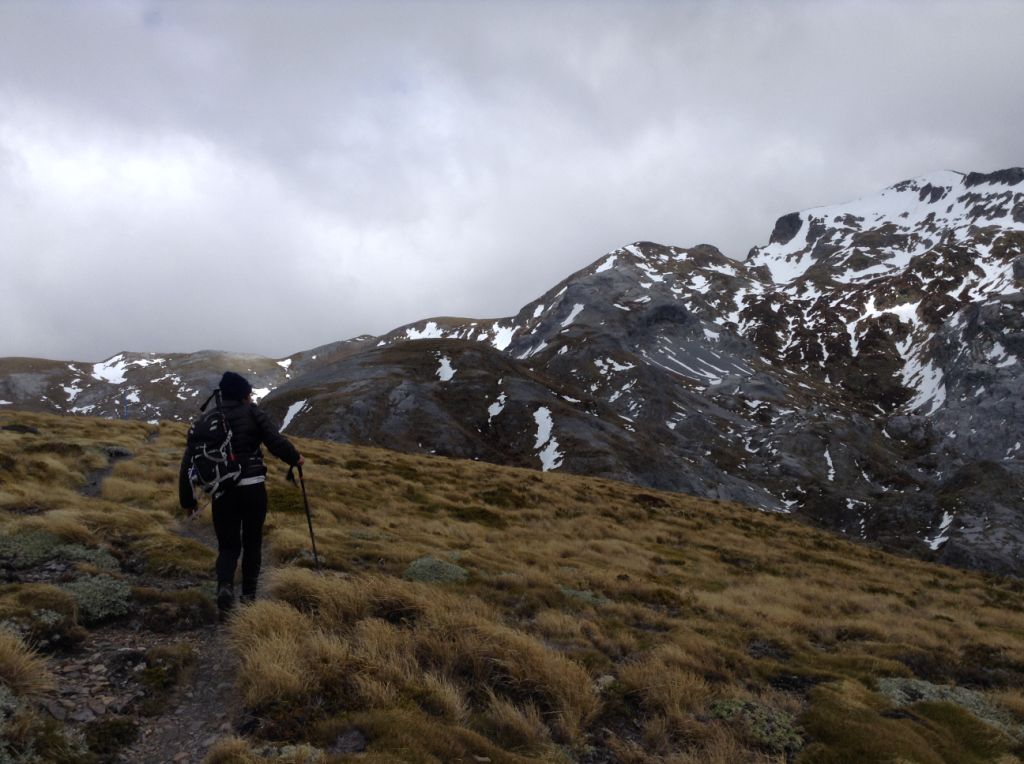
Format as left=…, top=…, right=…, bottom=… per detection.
left=0, top=0, right=1021, bottom=361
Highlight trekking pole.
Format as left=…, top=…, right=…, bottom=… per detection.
left=288, top=464, right=321, bottom=572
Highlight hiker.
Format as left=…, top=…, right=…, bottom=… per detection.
left=179, top=371, right=303, bottom=615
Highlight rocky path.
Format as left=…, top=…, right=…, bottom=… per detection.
left=44, top=510, right=242, bottom=764
left=115, top=626, right=236, bottom=764
left=115, top=518, right=241, bottom=764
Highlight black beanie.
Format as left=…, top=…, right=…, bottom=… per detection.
left=219, top=371, right=253, bottom=401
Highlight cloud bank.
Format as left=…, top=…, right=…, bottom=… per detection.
left=1, top=0, right=1021, bottom=361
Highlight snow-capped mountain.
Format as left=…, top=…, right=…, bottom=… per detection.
left=3, top=168, right=1021, bottom=575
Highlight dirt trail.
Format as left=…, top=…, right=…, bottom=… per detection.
left=117, top=518, right=242, bottom=764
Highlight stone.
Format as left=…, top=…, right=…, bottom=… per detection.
left=328, top=728, right=368, bottom=754
left=70, top=708, right=96, bottom=723
left=594, top=674, right=616, bottom=692
left=769, top=211, right=803, bottom=246
left=402, top=556, right=468, bottom=584
left=45, top=700, right=67, bottom=720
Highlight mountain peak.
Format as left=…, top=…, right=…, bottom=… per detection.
left=746, top=167, right=1024, bottom=284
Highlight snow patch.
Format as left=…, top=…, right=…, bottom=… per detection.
left=281, top=400, right=307, bottom=432
left=406, top=321, right=445, bottom=340
left=487, top=392, right=507, bottom=423
left=90, top=354, right=165, bottom=385
left=491, top=323, right=515, bottom=351
left=436, top=355, right=456, bottom=382
left=251, top=387, right=271, bottom=402
left=533, top=406, right=564, bottom=471
left=594, top=358, right=635, bottom=374
left=277, top=358, right=292, bottom=370
left=924, top=512, right=955, bottom=550
left=560, top=303, right=585, bottom=328
left=91, top=354, right=129, bottom=384
left=904, top=358, right=946, bottom=415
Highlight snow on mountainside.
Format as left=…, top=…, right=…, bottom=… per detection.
left=2, top=168, right=1022, bottom=576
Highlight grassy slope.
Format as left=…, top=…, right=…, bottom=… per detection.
left=1, top=410, right=1023, bottom=763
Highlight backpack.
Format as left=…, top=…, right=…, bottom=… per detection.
left=185, top=390, right=242, bottom=499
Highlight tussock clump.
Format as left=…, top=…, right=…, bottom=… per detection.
left=0, top=583, right=81, bottom=647
left=135, top=533, right=215, bottom=577
left=478, top=689, right=552, bottom=751
left=268, top=568, right=432, bottom=624
left=617, top=653, right=711, bottom=722
left=203, top=735, right=264, bottom=763
left=64, top=503, right=167, bottom=543
left=250, top=569, right=598, bottom=745
left=0, top=631, right=53, bottom=698
left=20, top=454, right=86, bottom=489
left=227, top=601, right=319, bottom=709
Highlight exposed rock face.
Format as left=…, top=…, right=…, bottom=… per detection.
left=2, top=168, right=1022, bottom=575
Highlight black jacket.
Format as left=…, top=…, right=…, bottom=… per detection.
left=179, top=399, right=301, bottom=508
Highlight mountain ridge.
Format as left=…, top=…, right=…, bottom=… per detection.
left=3, top=167, right=1022, bottom=575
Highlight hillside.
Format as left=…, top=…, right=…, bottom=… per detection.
left=1, top=168, right=1021, bottom=578
left=2, top=410, right=1024, bottom=763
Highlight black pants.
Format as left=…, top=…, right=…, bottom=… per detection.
left=212, top=482, right=268, bottom=596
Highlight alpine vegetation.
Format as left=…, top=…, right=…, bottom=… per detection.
left=2, top=410, right=1024, bottom=762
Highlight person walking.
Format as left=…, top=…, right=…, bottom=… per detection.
left=179, top=371, right=303, bottom=616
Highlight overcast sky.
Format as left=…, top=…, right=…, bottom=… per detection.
left=1, top=0, right=1021, bottom=362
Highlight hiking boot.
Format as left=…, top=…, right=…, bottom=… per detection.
left=239, top=592, right=256, bottom=606
left=216, top=583, right=234, bottom=614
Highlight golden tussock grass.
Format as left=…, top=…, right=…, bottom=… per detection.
left=5, top=410, right=1024, bottom=762
left=202, top=735, right=263, bottom=764
left=992, top=689, right=1024, bottom=722
left=261, top=568, right=599, bottom=744
left=227, top=601, right=316, bottom=707
left=0, top=631, right=54, bottom=698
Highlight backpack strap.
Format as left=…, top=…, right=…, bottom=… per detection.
left=199, top=389, right=222, bottom=413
